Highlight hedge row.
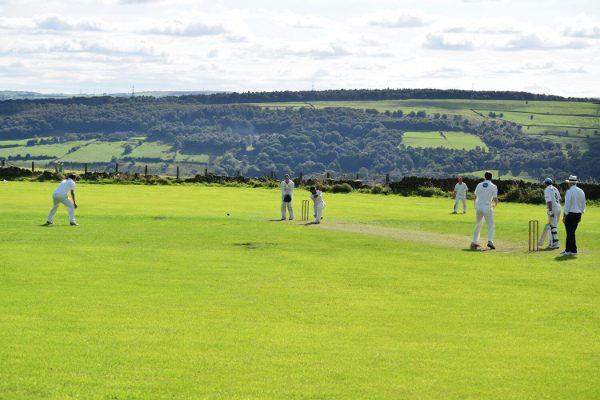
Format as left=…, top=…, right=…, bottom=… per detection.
left=1, top=166, right=598, bottom=203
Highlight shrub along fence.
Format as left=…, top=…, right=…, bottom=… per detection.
left=1, top=165, right=598, bottom=203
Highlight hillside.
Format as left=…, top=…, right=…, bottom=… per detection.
left=0, top=90, right=598, bottom=181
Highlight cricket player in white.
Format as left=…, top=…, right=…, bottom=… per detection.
left=46, top=174, right=78, bottom=226
left=281, top=174, right=294, bottom=220
left=543, top=178, right=561, bottom=249
left=470, top=171, right=498, bottom=250
left=309, top=186, right=326, bottom=224
left=452, top=176, right=468, bottom=214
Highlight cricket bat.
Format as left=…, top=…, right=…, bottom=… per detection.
left=538, top=223, right=551, bottom=247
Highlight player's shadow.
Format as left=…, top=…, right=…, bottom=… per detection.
left=460, top=248, right=491, bottom=252
left=554, top=255, right=577, bottom=262
left=39, top=224, right=68, bottom=228
left=303, top=221, right=321, bottom=226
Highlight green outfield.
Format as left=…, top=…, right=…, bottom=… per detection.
left=1, top=182, right=598, bottom=399
left=401, top=131, right=487, bottom=150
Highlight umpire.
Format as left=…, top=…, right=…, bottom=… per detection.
left=561, top=175, right=586, bottom=256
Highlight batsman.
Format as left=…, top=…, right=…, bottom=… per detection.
left=541, top=177, right=561, bottom=249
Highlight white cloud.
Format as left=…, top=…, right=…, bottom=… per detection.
left=461, top=0, right=502, bottom=3
left=369, top=13, right=430, bottom=28
left=0, top=61, right=30, bottom=77
left=522, top=61, right=586, bottom=74
left=119, top=0, right=166, bottom=3
left=260, top=43, right=352, bottom=60
left=563, top=26, right=600, bottom=39
left=423, top=34, right=474, bottom=51
left=444, top=26, right=520, bottom=35
left=34, top=14, right=106, bottom=31
left=491, top=60, right=587, bottom=75
left=0, top=1, right=597, bottom=96
left=277, top=13, right=333, bottom=30
left=497, top=33, right=588, bottom=51
left=49, top=40, right=166, bottom=58
left=422, top=67, right=465, bottom=78
left=142, top=19, right=227, bottom=36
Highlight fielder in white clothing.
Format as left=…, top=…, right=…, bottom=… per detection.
left=309, top=186, right=326, bottom=224
left=543, top=178, right=561, bottom=249
left=46, top=174, right=79, bottom=226
left=281, top=174, right=294, bottom=220
left=470, top=171, right=498, bottom=250
left=452, top=176, right=468, bottom=214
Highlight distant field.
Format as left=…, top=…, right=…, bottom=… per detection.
left=529, top=133, right=589, bottom=153
left=0, top=138, right=212, bottom=173
left=252, top=99, right=600, bottom=146
left=128, top=141, right=174, bottom=159
left=174, top=152, right=210, bottom=163
left=61, top=141, right=129, bottom=163
left=462, top=169, right=535, bottom=182
left=0, top=140, right=94, bottom=159
left=402, top=131, right=487, bottom=151
left=486, top=111, right=599, bottom=129
left=1, top=183, right=598, bottom=399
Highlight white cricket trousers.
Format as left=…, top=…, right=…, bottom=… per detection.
left=47, top=194, right=76, bottom=224
left=314, top=204, right=324, bottom=223
left=472, top=207, right=494, bottom=244
left=281, top=200, right=293, bottom=219
left=454, top=196, right=466, bottom=212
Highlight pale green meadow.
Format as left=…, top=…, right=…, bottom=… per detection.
left=1, top=182, right=598, bottom=399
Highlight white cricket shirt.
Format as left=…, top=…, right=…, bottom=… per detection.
left=53, top=178, right=75, bottom=197
left=281, top=179, right=294, bottom=198
left=454, top=182, right=468, bottom=198
left=544, top=185, right=561, bottom=211
left=474, top=180, right=498, bottom=210
left=564, top=185, right=586, bottom=215
left=311, top=190, right=325, bottom=208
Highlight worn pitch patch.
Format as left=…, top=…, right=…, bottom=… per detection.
left=316, top=221, right=522, bottom=253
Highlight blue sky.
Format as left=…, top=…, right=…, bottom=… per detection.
left=0, top=0, right=598, bottom=96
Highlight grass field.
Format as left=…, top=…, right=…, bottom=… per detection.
left=0, top=140, right=94, bottom=159
left=128, top=142, right=174, bottom=159
left=402, top=131, right=487, bottom=150
left=460, top=169, right=534, bottom=182
left=1, top=182, right=598, bottom=399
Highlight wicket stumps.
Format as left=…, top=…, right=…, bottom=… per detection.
left=301, top=200, right=310, bottom=221
left=528, top=220, right=539, bottom=252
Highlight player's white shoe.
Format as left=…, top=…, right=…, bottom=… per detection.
left=560, top=251, right=576, bottom=256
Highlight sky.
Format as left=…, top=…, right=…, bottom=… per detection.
left=0, top=0, right=599, bottom=97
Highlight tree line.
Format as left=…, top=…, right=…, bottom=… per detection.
left=0, top=97, right=597, bottom=181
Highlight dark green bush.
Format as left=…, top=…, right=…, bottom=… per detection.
left=330, top=183, right=353, bottom=193
left=499, top=185, right=544, bottom=204
left=415, top=186, right=449, bottom=197
left=371, top=184, right=384, bottom=194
